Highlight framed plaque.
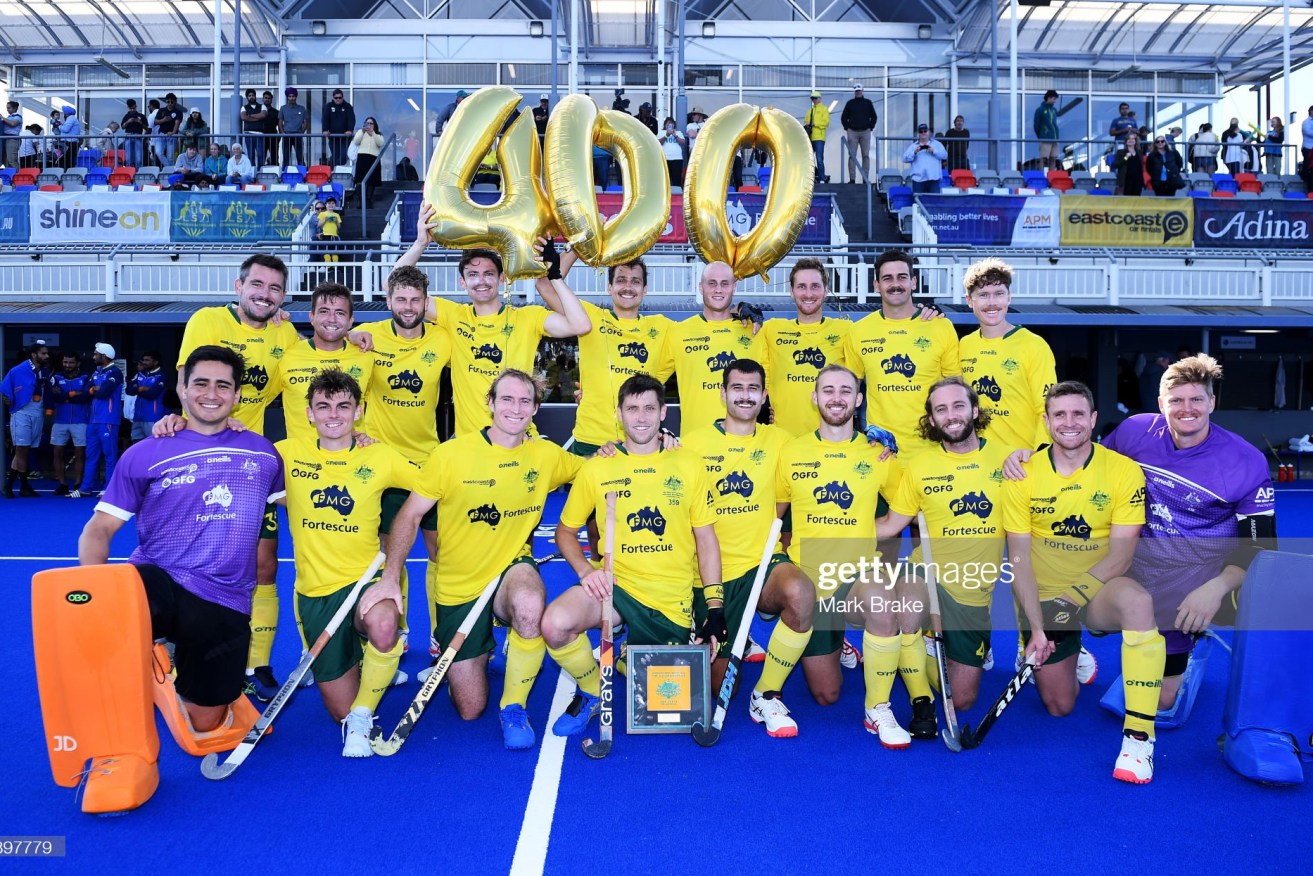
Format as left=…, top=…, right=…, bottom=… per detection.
left=626, top=643, right=711, bottom=734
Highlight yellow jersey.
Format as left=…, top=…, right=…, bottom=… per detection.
left=358, top=319, right=451, bottom=461
left=573, top=301, right=676, bottom=446
left=1001, top=444, right=1146, bottom=599
left=958, top=326, right=1055, bottom=452
left=274, top=340, right=375, bottom=444
left=749, top=317, right=852, bottom=436
left=179, top=304, right=301, bottom=434
left=682, top=422, right=791, bottom=580
left=276, top=438, right=419, bottom=598
left=843, top=307, right=960, bottom=458
left=560, top=446, right=716, bottom=627
left=659, top=316, right=756, bottom=434
left=415, top=429, right=581, bottom=603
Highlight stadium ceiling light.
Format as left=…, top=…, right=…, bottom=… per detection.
left=95, top=57, right=131, bottom=80
left=311, top=20, right=327, bottom=35
left=1243, top=329, right=1279, bottom=334
left=702, top=22, right=716, bottom=38
left=530, top=21, right=545, bottom=37
left=918, top=24, right=932, bottom=39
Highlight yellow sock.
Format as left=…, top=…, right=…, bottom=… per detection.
left=1121, top=629, right=1166, bottom=738
left=547, top=633, right=599, bottom=696
left=754, top=623, right=812, bottom=695
left=899, top=632, right=933, bottom=701
left=425, top=560, right=439, bottom=639
left=352, top=639, right=404, bottom=713
left=500, top=631, right=546, bottom=709
left=246, top=583, right=279, bottom=670
left=862, top=631, right=901, bottom=708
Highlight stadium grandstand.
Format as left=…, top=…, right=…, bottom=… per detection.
left=3, top=0, right=1313, bottom=871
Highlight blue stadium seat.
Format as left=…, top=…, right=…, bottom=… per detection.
left=0, top=168, right=14, bottom=184
left=1022, top=170, right=1048, bottom=188
left=281, top=170, right=306, bottom=185
left=76, top=149, right=103, bottom=169
left=757, top=166, right=772, bottom=189
left=604, top=185, right=623, bottom=193
left=14, top=184, right=36, bottom=192
left=1189, top=190, right=1212, bottom=198
left=1089, top=188, right=1114, bottom=196
left=1212, top=173, right=1238, bottom=194
left=887, top=185, right=913, bottom=211
left=85, top=172, right=110, bottom=187
left=317, top=183, right=344, bottom=204
left=1283, top=191, right=1306, bottom=199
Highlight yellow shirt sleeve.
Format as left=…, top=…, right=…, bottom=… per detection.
left=936, top=316, right=962, bottom=378
left=430, top=295, right=461, bottom=330
left=559, top=460, right=598, bottom=530
left=843, top=329, right=866, bottom=380
left=1110, top=453, right=1147, bottom=526
left=1029, top=337, right=1057, bottom=449
left=1001, top=467, right=1033, bottom=535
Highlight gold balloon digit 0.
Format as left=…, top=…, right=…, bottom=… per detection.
left=422, top=86, right=555, bottom=281
left=544, top=95, right=670, bottom=267
left=684, top=104, right=815, bottom=280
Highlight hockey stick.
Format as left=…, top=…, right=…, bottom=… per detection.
left=201, top=551, right=386, bottom=780
left=582, top=492, right=617, bottom=759
left=916, top=512, right=961, bottom=753
left=692, top=517, right=784, bottom=747
left=369, top=570, right=502, bottom=756
left=959, top=653, right=1037, bottom=750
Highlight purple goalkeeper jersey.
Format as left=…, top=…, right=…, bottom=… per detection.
left=1103, top=413, right=1274, bottom=628
left=95, top=428, right=286, bottom=615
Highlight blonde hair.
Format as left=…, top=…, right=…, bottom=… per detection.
left=1161, top=353, right=1222, bottom=398
left=963, top=258, right=1013, bottom=296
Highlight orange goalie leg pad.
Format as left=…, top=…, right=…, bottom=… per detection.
left=151, top=643, right=264, bottom=756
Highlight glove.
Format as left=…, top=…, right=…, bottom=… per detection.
left=698, top=605, right=728, bottom=648
left=864, top=424, right=898, bottom=455
left=1040, top=596, right=1084, bottom=631
left=540, top=238, right=562, bottom=280
left=731, top=301, right=764, bottom=326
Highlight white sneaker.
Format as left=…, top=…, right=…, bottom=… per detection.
left=341, top=706, right=375, bottom=758
left=863, top=702, right=911, bottom=749
left=1077, top=646, right=1098, bottom=685
left=1112, top=731, right=1154, bottom=784
left=839, top=638, right=863, bottom=670
left=417, top=659, right=442, bottom=685
left=749, top=691, right=798, bottom=738
left=299, top=668, right=315, bottom=688
left=391, top=669, right=409, bottom=687
left=429, top=636, right=440, bottom=659
left=65, top=488, right=83, bottom=499
left=743, top=637, right=767, bottom=663
left=982, top=647, right=995, bottom=671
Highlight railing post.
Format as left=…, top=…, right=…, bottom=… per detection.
left=1107, top=260, right=1119, bottom=307
left=105, top=255, right=118, bottom=303
left=1260, top=263, right=1272, bottom=307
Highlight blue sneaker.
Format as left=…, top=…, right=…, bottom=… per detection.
left=551, top=691, right=601, bottom=737
left=500, top=704, right=536, bottom=750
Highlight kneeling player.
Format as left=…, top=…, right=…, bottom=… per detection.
left=276, top=370, right=418, bottom=757
left=1002, top=381, right=1164, bottom=783
left=544, top=373, right=722, bottom=736
left=381, top=369, right=582, bottom=749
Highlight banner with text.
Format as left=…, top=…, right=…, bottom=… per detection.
left=0, top=192, right=29, bottom=243
left=1059, top=194, right=1193, bottom=248
left=29, top=191, right=171, bottom=244
left=919, top=194, right=1060, bottom=247
left=1193, top=199, right=1313, bottom=249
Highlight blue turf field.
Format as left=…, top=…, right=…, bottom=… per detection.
left=3, top=483, right=1312, bottom=874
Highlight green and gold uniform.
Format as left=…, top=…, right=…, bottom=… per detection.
left=749, top=318, right=852, bottom=436
left=658, top=317, right=754, bottom=435
left=432, top=297, right=551, bottom=435
left=571, top=301, right=675, bottom=450
left=843, top=307, right=960, bottom=458
left=959, top=326, right=1055, bottom=451
left=274, top=341, right=375, bottom=444
left=179, top=304, right=301, bottom=434
left=359, top=319, right=451, bottom=460
left=560, top=446, right=717, bottom=640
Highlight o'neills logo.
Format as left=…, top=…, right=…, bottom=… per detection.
left=1202, top=209, right=1309, bottom=242
left=1066, top=208, right=1188, bottom=244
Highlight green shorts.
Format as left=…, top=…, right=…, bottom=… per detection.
left=568, top=439, right=602, bottom=458
left=295, top=573, right=383, bottom=683
left=803, top=578, right=856, bottom=658
left=1020, top=625, right=1083, bottom=666
left=379, top=487, right=437, bottom=535
left=937, top=585, right=992, bottom=668
left=259, top=503, right=278, bottom=540
left=433, top=553, right=535, bottom=662
left=694, top=554, right=792, bottom=658
left=612, top=585, right=689, bottom=647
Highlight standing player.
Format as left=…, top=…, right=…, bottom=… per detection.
left=126, top=351, right=168, bottom=444
left=682, top=359, right=816, bottom=737
left=544, top=373, right=721, bottom=736
left=1102, top=354, right=1274, bottom=715
left=750, top=258, right=851, bottom=436
left=1002, top=381, right=1163, bottom=783
left=80, top=343, right=124, bottom=498
left=381, top=369, right=583, bottom=749
left=48, top=351, right=91, bottom=498
left=1, top=340, right=50, bottom=498
left=398, top=204, right=591, bottom=435
left=776, top=365, right=913, bottom=747
left=275, top=370, right=418, bottom=757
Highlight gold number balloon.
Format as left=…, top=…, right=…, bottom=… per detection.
left=683, top=104, right=815, bottom=280
left=544, top=95, right=671, bottom=266
left=423, top=86, right=555, bottom=280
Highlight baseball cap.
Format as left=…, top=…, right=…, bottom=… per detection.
left=691, top=106, right=706, bottom=117
left=285, top=86, right=298, bottom=96
left=810, top=90, right=821, bottom=98
left=917, top=123, right=929, bottom=132
left=189, top=107, right=201, bottom=115
left=456, top=90, right=469, bottom=98
left=539, top=94, right=549, bottom=101
left=854, top=84, right=864, bottom=91
left=641, top=102, right=652, bottom=110
left=94, top=343, right=115, bottom=359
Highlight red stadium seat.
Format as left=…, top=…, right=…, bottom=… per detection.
left=39, top=184, right=63, bottom=192
left=1211, top=190, right=1235, bottom=198
left=1047, top=170, right=1073, bottom=192
left=304, top=170, right=331, bottom=186
left=1235, top=173, right=1261, bottom=194
left=738, top=185, right=762, bottom=193
left=950, top=169, right=977, bottom=188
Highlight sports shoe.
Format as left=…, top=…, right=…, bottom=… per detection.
left=1077, top=646, right=1098, bottom=685
left=300, top=668, right=316, bottom=688
left=1287, top=434, right=1313, bottom=452
left=1113, top=729, right=1154, bottom=784
left=909, top=696, right=938, bottom=740
left=399, top=629, right=410, bottom=654
left=417, top=658, right=441, bottom=685
left=391, top=668, right=408, bottom=686
left=341, top=706, right=375, bottom=758
left=743, top=636, right=767, bottom=663
left=749, top=690, right=799, bottom=738
left=982, top=647, right=995, bottom=671
left=54, top=483, right=68, bottom=496
left=246, top=666, right=281, bottom=703
left=864, top=702, right=912, bottom=749
left=499, top=703, right=536, bottom=750
left=65, top=489, right=83, bottom=499
left=551, top=690, right=601, bottom=737
left=19, top=483, right=37, bottom=497
left=429, top=635, right=441, bottom=659
left=839, top=638, right=863, bottom=670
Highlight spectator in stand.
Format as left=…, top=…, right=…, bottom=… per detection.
left=126, top=350, right=167, bottom=443
left=318, top=196, right=342, bottom=262
left=942, top=114, right=970, bottom=172
left=351, top=116, right=385, bottom=209
left=1221, top=118, right=1248, bottom=175
left=322, top=88, right=355, bottom=168
left=261, top=91, right=280, bottom=167
left=172, top=143, right=207, bottom=189
left=841, top=84, right=877, bottom=184
left=204, top=142, right=228, bottom=187
left=903, top=122, right=947, bottom=194
left=1033, top=90, right=1061, bottom=171
left=1165, top=126, right=1183, bottom=155
left=659, top=116, right=687, bottom=186
left=120, top=99, right=148, bottom=169
left=58, top=106, right=82, bottom=169
left=687, top=106, right=708, bottom=147
left=1146, top=133, right=1185, bottom=197
left=1263, top=116, right=1285, bottom=175
left=592, top=142, right=611, bottom=188
left=96, top=120, right=124, bottom=157
left=1113, top=131, right=1146, bottom=196
left=240, top=88, right=266, bottom=168
left=180, top=108, right=210, bottom=153
left=155, top=94, right=184, bottom=166
left=225, top=142, right=255, bottom=185
left=279, top=87, right=309, bottom=167
left=805, top=90, right=830, bottom=183
left=1190, top=122, right=1219, bottom=175
left=1109, top=102, right=1136, bottom=146
left=635, top=102, right=658, bottom=136
left=18, top=123, right=42, bottom=169
left=2, top=100, right=23, bottom=169
left=433, top=90, right=467, bottom=144
left=533, top=94, right=551, bottom=146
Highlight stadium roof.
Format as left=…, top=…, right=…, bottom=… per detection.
left=0, top=0, right=282, bottom=56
